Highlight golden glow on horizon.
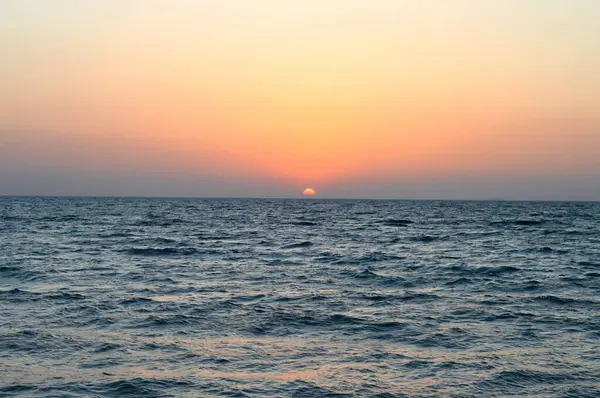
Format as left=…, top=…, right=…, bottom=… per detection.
left=0, top=1, right=599, bottom=196
left=303, top=188, right=317, bottom=196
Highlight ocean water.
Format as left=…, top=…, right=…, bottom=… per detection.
left=1, top=197, right=599, bottom=397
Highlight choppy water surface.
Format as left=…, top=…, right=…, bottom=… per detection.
left=1, top=197, right=599, bottom=397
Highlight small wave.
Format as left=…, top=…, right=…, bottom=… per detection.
left=578, top=260, right=600, bottom=267
left=445, top=277, right=472, bottom=286
left=522, top=280, right=543, bottom=291
left=482, top=312, right=520, bottom=322
left=94, top=342, right=122, bottom=353
left=368, top=321, right=408, bottom=331
left=139, top=314, right=200, bottom=327
left=195, top=233, right=236, bottom=241
left=491, top=219, right=545, bottom=227
left=122, top=247, right=200, bottom=256
left=98, top=231, right=133, bottom=238
left=45, top=291, right=86, bottom=300
left=476, top=265, right=521, bottom=276
left=404, top=360, right=432, bottom=369
left=477, top=369, right=572, bottom=390
left=1, top=215, right=22, bottom=221
left=281, top=241, right=313, bottom=249
left=381, top=219, right=414, bottom=227
left=513, top=219, right=546, bottom=226
left=131, top=218, right=188, bottom=227
left=119, top=297, right=154, bottom=306
left=359, top=293, right=397, bottom=302
left=537, top=246, right=569, bottom=254
left=327, top=314, right=365, bottom=325
left=0, top=329, right=78, bottom=354
left=332, top=252, right=404, bottom=265
left=99, top=378, right=193, bottom=397
left=414, top=329, right=474, bottom=349
left=531, top=295, right=597, bottom=306
left=409, top=235, right=441, bottom=243
left=324, top=314, right=406, bottom=331
left=284, top=382, right=344, bottom=397
left=0, top=265, right=20, bottom=273
left=291, top=221, right=317, bottom=226
left=257, top=240, right=275, bottom=246
left=40, top=214, right=81, bottom=222
left=399, top=292, right=440, bottom=302
left=0, top=288, right=34, bottom=295
left=265, top=259, right=304, bottom=266
left=130, top=237, right=179, bottom=245
left=345, top=267, right=380, bottom=279
left=0, top=385, right=36, bottom=394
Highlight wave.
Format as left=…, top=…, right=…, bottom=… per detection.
left=98, top=378, right=193, bottom=397
left=45, top=291, right=86, bottom=300
left=194, top=233, right=237, bottom=241
left=342, top=267, right=381, bottom=280
left=490, top=219, right=545, bottom=227
left=578, top=260, right=600, bottom=267
left=0, top=329, right=79, bottom=354
left=445, top=277, right=473, bottom=286
left=0, top=288, right=34, bottom=296
left=409, top=235, right=443, bottom=243
left=476, top=265, right=521, bottom=276
left=529, top=294, right=598, bottom=306
left=537, top=246, right=569, bottom=254
left=139, top=314, right=201, bottom=327
left=0, top=265, right=20, bottom=273
left=477, top=369, right=573, bottom=390
left=522, top=280, right=544, bottom=291
left=130, top=237, right=180, bottom=245
left=358, top=293, right=398, bottom=302
left=414, top=328, right=476, bottom=349
left=331, top=252, right=404, bottom=265
left=98, top=231, right=133, bottom=238
left=381, top=219, right=414, bottom=227
left=0, top=385, right=36, bottom=395
left=122, top=247, right=200, bottom=256
left=118, top=297, right=155, bottom=306
left=93, top=342, right=122, bottom=353
left=281, top=241, right=313, bottom=249
left=399, top=291, right=440, bottom=302
left=291, top=220, right=318, bottom=226
left=39, top=214, right=82, bottom=222
left=130, top=217, right=189, bottom=227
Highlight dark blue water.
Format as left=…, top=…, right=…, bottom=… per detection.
left=1, top=197, right=599, bottom=397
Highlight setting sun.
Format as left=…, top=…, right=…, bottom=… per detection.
left=0, top=1, right=599, bottom=201
left=1, top=2, right=599, bottom=396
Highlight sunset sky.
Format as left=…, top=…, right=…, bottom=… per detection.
left=1, top=1, right=599, bottom=199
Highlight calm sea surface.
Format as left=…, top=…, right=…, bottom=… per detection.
left=1, top=197, right=599, bottom=397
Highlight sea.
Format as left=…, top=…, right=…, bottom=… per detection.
left=1, top=197, right=599, bottom=397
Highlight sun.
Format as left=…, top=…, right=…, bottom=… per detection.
left=303, top=188, right=317, bottom=196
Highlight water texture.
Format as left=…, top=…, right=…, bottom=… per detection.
left=1, top=197, right=599, bottom=397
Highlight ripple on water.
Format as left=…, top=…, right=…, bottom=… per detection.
left=1, top=198, right=599, bottom=397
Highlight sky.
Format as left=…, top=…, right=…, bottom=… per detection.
left=1, top=0, right=599, bottom=200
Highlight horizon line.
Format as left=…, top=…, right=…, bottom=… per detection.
left=1, top=194, right=599, bottom=203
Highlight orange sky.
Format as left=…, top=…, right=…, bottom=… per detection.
left=1, top=1, right=599, bottom=198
